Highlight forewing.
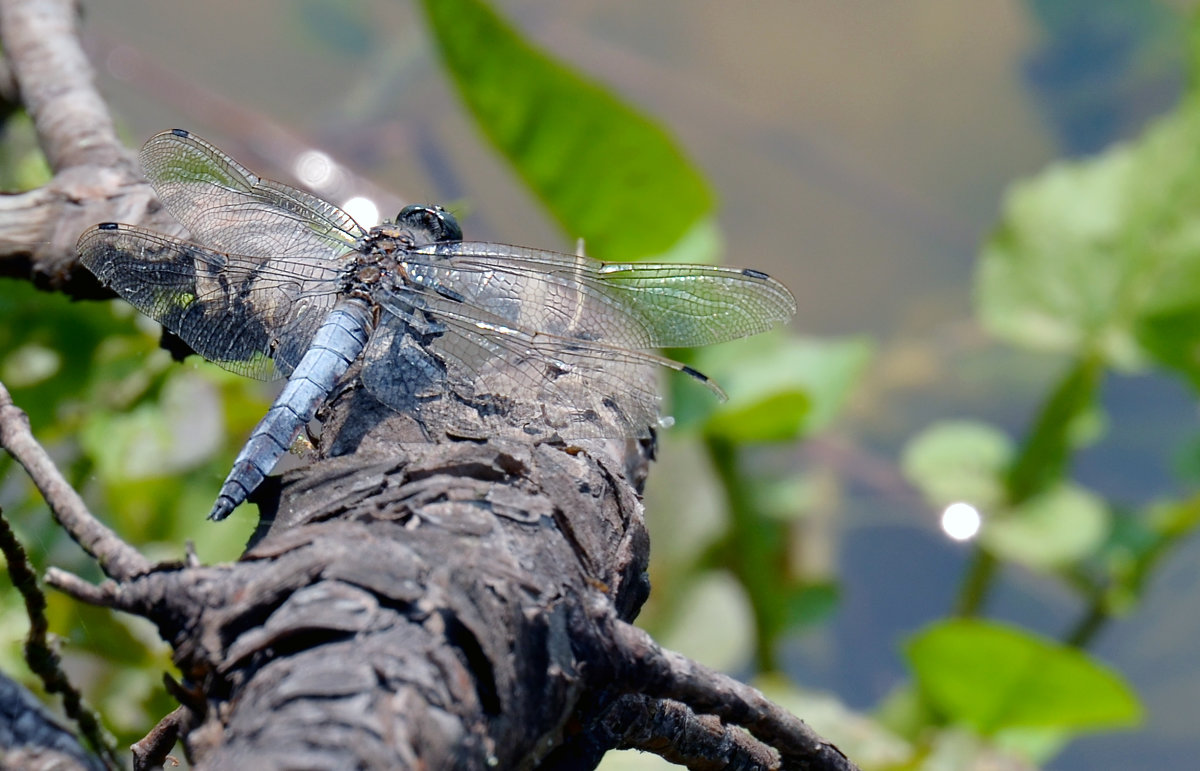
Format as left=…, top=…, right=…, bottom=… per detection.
left=139, top=129, right=364, bottom=260
left=406, top=242, right=797, bottom=350
left=78, top=223, right=340, bottom=379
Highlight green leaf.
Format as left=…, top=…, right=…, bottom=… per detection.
left=907, top=620, right=1142, bottom=735
left=697, top=333, right=871, bottom=442
left=901, top=420, right=1013, bottom=511
left=421, top=0, right=713, bottom=260
left=703, top=390, right=809, bottom=443
left=982, top=483, right=1110, bottom=570
left=976, top=98, right=1200, bottom=382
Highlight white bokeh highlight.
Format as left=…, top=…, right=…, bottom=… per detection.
left=941, top=501, right=982, bottom=542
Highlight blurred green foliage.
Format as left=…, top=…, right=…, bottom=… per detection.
left=5, top=1, right=1200, bottom=769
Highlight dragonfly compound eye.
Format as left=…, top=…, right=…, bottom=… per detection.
left=396, top=204, right=463, bottom=244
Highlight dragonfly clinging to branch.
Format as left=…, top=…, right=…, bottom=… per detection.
left=77, top=129, right=797, bottom=521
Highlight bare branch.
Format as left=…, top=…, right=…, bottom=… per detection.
left=131, top=704, right=189, bottom=771
left=0, top=0, right=177, bottom=289
left=602, top=611, right=859, bottom=771
left=0, top=381, right=150, bottom=580
left=0, top=0, right=120, bottom=171
left=600, top=694, right=780, bottom=771
left=43, top=567, right=121, bottom=606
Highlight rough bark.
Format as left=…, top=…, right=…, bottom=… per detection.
left=0, top=674, right=103, bottom=771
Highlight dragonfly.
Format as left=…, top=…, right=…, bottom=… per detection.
left=77, top=129, right=797, bottom=521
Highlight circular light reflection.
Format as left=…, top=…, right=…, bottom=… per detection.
left=293, top=150, right=334, bottom=188
left=342, top=196, right=381, bottom=228
left=941, top=502, right=981, bottom=542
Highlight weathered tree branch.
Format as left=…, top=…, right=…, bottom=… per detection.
left=0, top=0, right=179, bottom=290
left=0, top=0, right=859, bottom=768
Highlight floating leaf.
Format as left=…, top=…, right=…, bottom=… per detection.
left=907, top=620, right=1142, bottom=735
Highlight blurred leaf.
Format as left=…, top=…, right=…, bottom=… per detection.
left=755, top=472, right=825, bottom=521
left=421, top=0, right=713, bottom=260
left=1, top=344, right=61, bottom=387
left=657, top=570, right=754, bottom=672
left=696, top=333, right=871, bottom=442
left=1088, top=494, right=1200, bottom=612
left=907, top=619, right=1142, bottom=735
left=0, top=111, right=51, bottom=191
left=757, top=675, right=911, bottom=769
left=982, top=483, right=1110, bottom=570
left=80, top=371, right=222, bottom=481
left=781, top=580, right=839, bottom=630
left=1137, top=303, right=1200, bottom=390
left=978, top=83, right=1200, bottom=398
left=901, top=420, right=1014, bottom=511
left=0, top=280, right=149, bottom=430
left=703, top=390, right=809, bottom=443
left=921, top=726, right=1056, bottom=770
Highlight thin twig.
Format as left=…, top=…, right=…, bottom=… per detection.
left=0, top=0, right=169, bottom=289
left=131, top=704, right=188, bottom=771
left=0, top=509, right=121, bottom=769
left=0, top=381, right=150, bottom=580
left=43, top=567, right=122, bottom=606
left=601, top=694, right=780, bottom=770
left=602, top=608, right=858, bottom=771
left=0, top=0, right=122, bottom=171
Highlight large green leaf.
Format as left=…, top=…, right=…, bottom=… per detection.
left=976, top=97, right=1200, bottom=385
left=421, top=0, right=714, bottom=260
left=907, top=620, right=1141, bottom=735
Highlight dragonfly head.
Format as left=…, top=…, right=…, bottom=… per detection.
left=396, top=204, right=463, bottom=245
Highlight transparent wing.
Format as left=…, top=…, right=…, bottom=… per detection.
left=140, top=129, right=364, bottom=260
left=404, top=241, right=797, bottom=351
left=77, top=222, right=341, bottom=379
left=365, top=286, right=701, bottom=439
